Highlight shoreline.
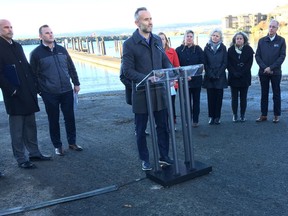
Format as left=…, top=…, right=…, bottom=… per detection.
left=68, top=49, right=121, bottom=69
left=67, top=50, right=288, bottom=81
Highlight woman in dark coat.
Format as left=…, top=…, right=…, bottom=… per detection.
left=202, top=28, right=228, bottom=125
left=176, top=30, right=204, bottom=127
left=227, top=32, right=254, bottom=122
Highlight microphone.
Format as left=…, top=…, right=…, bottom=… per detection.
left=154, top=43, right=165, bottom=53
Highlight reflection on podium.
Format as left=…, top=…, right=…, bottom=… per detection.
left=137, top=64, right=212, bottom=187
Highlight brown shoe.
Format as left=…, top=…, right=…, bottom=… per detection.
left=256, top=116, right=267, bottom=122
left=69, top=144, right=83, bottom=151
left=273, top=116, right=280, bottom=123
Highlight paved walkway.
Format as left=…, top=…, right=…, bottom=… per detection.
left=0, top=81, right=287, bottom=216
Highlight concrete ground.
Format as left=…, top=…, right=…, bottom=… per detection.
left=0, top=79, right=288, bottom=216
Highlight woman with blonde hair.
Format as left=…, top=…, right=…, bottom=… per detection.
left=176, top=30, right=204, bottom=127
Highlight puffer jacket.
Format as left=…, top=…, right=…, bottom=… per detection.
left=30, top=41, right=80, bottom=94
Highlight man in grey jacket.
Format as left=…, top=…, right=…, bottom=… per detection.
left=30, top=25, right=82, bottom=156
left=122, top=7, right=173, bottom=171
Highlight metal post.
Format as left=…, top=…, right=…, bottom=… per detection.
left=145, top=80, right=160, bottom=171
left=165, top=76, right=180, bottom=175
left=183, top=70, right=195, bottom=170
left=178, top=76, right=190, bottom=163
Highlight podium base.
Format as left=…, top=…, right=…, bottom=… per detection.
left=146, top=160, right=212, bottom=187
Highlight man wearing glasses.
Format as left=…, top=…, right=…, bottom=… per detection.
left=255, top=19, right=286, bottom=123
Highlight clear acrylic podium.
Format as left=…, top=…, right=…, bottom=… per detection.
left=136, top=64, right=212, bottom=187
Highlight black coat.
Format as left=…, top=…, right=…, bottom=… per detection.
left=175, top=44, right=204, bottom=88
left=255, top=34, right=286, bottom=76
left=122, top=29, right=172, bottom=113
left=202, top=43, right=228, bottom=89
left=0, top=37, right=39, bottom=115
left=227, top=45, right=254, bottom=87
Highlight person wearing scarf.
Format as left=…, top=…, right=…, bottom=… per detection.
left=202, top=28, right=228, bottom=125
left=227, top=32, right=254, bottom=122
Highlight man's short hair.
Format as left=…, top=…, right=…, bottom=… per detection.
left=39, top=24, right=49, bottom=34
left=134, top=7, right=147, bottom=21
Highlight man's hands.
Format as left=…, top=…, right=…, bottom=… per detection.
left=263, top=67, right=273, bottom=75
left=74, top=85, right=80, bottom=93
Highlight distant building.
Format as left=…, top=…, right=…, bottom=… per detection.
left=222, top=4, right=288, bottom=33
left=223, top=13, right=267, bottom=33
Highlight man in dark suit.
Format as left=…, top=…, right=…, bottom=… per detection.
left=122, top=7, right=173, bottom=171
left=255, top=19, right=286, bottom=123
left=0, top=19, right=51, bottom=169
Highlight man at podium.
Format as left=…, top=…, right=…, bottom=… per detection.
left=122, top=7, right=173, bottom=171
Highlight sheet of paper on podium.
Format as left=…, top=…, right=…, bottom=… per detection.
left=3, top=64, right=20, bottom=87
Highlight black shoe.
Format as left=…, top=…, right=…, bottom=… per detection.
left=18, top=161, right=36, bottom=169
left=135, top=130, right=149, bottom=136
left=208, top=118, right=214, bottom=125
left=214, top=118, right=221, bottom=125
left=55, top=147, right=64, bottom=156
left=29, top=154, right=52, bottom=161
left=69, top=144, right=83, bottom=151
left=159, top=156, right=174, bottom=166
left=240, top=115, right=246, bottom=122
left=233, top=115, right=238, bottom=122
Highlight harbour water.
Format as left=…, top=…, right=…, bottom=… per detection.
left=1, top=34, right=288, bottom=102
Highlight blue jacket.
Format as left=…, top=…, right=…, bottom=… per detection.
left=30, top=41, right=80, bottom=94
left=122, top=29, right=172, bottom=113
left=255, top=34, right=286, bottom=76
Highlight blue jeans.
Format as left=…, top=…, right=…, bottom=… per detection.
left=135, top=109, right=169, bottom=162
left=41, top=90, right=76, bottom=148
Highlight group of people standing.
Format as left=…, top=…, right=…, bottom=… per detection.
left=122, top=7, right=286, bottom=171
left=159, top=19, right=286, bottom=126
left=0, top=19, right=82, bottom=176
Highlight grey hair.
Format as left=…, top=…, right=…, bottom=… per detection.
left=210, top=28, right=223, bottom=41
left=270, top=19, right=279, bottom=27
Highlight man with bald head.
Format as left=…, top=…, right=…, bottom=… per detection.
left=255, top=19, right=286, bottom=123
left=0, top=19, right=51, bottom=170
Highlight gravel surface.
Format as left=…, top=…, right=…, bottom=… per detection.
left=0, top=80, right=288, bottom=216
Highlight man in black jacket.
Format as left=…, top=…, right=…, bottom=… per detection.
left=30, top=25, right=82, bottom=156
left=255, top=19, right=286, bottom=123
left=0, top=19, right=51, bottom=169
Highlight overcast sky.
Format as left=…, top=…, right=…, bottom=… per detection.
left=1, top=0, right=287, bottom=38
